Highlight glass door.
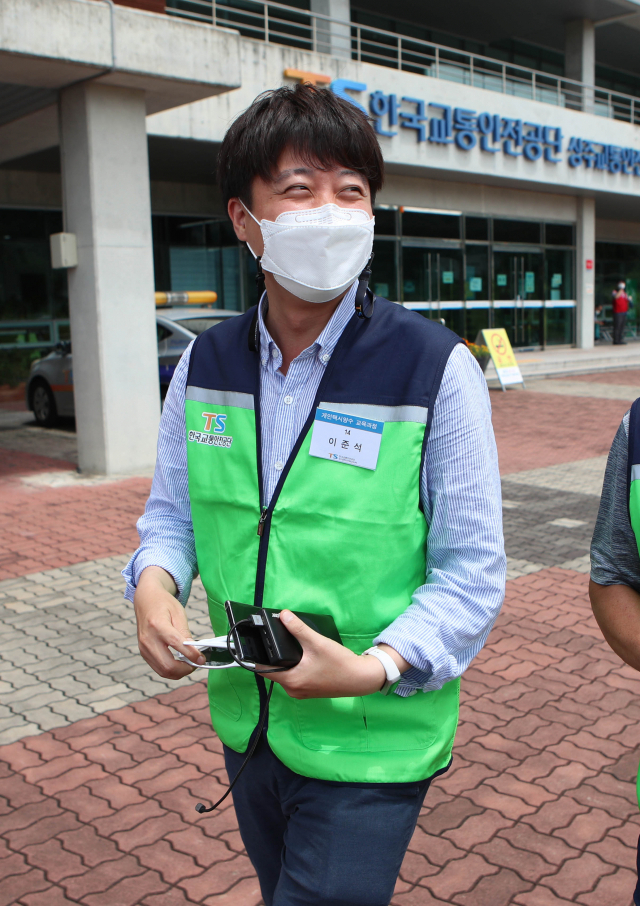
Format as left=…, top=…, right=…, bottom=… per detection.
left=493, top=251, right=543, bottom=347
left=402, top=246, right=464, bottom=334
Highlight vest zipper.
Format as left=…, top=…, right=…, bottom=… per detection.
left=250, top=311, right=360, bottom=734
left=253, top=313, right=360, bottom=610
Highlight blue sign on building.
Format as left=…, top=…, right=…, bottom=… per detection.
left=330, top=79, right=640, bottom=177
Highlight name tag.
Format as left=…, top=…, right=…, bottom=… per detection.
left=309, top=407, right=383, bottom=471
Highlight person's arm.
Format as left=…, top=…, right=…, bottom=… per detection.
left=122, top=344, right=205, bottom=678
left=375, top=342, right=506, bottom=693
left=589, top=413, right=640, bottom=673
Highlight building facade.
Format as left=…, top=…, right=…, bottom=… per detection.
left=1, top=0, right=640, bottom=471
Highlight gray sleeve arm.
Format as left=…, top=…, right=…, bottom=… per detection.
left=590, top=413, right=640, bottom=591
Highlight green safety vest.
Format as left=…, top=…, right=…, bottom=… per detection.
left=185, top=299, right=461, bottom=783
left=627, top=398, right=640, bottom=808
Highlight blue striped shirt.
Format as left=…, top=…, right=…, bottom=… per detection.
left=123, top=284, right=506, bottom=695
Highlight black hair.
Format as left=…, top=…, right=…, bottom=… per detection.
left=217, top=84, right=384, bottom=209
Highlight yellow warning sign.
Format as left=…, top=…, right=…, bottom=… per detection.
left=481, top=328, right=524, bottom=389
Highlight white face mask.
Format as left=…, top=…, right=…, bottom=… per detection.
left=242, top=202, right=375, bottom=303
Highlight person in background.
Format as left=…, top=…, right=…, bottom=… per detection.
left=612, top=281, right=630, bottom=345
left=594, top=303, right=604, bottom=341
left=590, top=398, right=640, bottom=906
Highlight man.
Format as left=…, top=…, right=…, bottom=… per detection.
left=612, top=281, right=630, bottom=345
left=590, top=398, right=640, bottom=905
left=125, top=85, right=505, bottom=906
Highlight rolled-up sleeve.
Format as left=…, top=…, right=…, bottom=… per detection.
left=590, top=413, right=640, bottom=589
left=122, top=344, right=197, bottom=604
left=375, top=342, right=506, bottom=694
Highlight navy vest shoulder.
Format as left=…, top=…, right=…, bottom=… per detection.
left=187, top=298, right=461, bottom=426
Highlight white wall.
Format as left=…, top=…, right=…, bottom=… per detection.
left=148, top=37, right=640, bottom=201
left=379, top=174, right=578, bottom=220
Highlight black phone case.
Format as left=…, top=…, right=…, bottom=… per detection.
left=224, top=601, right=342, bottom=669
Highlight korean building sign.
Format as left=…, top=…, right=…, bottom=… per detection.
left=330, top=79, right=640, bottom=177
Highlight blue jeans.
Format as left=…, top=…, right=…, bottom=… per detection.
left=223, top=735, right=431, bottom=906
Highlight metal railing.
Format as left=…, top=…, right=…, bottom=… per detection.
left=166, top=0, right=640, bottom=124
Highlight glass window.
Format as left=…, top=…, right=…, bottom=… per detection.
left=440, top=308, right=465, bottom=336
left=402, top=247, right=434, bottom=302
left=493, top=251, right=515, bottom=300
left=465, top=307, right=490, bottom=343
left=401, top=211, right=460, bottom=239
left=153, top=216, right=244, bottom=311
left=546, top=309, right=574, bottom=345
left=595, top=241, right=640, bottom=337
left=402, top=247, right=463, bottom=302
left=465, top=217, right=489, bottom=241
left=493, top=305, right=543, bottom=347
left=545, top=223, right=574, bottom=246
left=545, top=249, right=574, bottom=300
left=493, top=251, right=543, bottom=299
left=438, top=250, right=463, bottom=301
left=157, top=324, right=172, bottom=342
left=373, top=207, right=397, bottom=236
left=465, top=247, right=489, bottom=300
left=493, top=219, right=541, bottom=244
left=520, top=252, right=544, bottom=299
left=372, top=239, right=398, bottom=300
left=0, top=209, right=66, bottom=323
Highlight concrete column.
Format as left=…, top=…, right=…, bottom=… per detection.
left=310, top=0, right=350, bottom=59
left=576, top=196, right=596, bottom=349
left=59, top=82, right=160, bottom=475
left=564, top=19, right=595, bottom=112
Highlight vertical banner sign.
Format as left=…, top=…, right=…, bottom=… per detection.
left=481, top=328, right=525, bottom=391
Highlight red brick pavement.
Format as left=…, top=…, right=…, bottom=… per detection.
left=0, top=450, right=75, bottom=480
left=0, top=386, right=632, bottom=582
left=2, top=567, right=640, bottom=905
left=0, top=472, right=151, bottom=581
left=558, top=369, right=640, bottom=386
left=490, top=391, right=630, bottom=475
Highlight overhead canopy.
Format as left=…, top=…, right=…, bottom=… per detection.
left=360, top=0, right=640, bottom=76
left=0, top=0, right=241, bottom=121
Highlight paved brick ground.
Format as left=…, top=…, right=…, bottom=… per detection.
left=2, top=568, right=639, bottom=905
left=0, top=557, right=211, bottom=744
left=1, top=371, right=640, bottom=905
left=0, top=478, right=151, bottom=582
left=0, top=450, right=75, bottom=481
left=491, top=391, right=629, bottom=475
left=560, top=370, right=640, bottom=386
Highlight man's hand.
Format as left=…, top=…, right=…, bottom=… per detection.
left=134, top=566, right=205, bottom=679
left=263, top=610, right=410, bottom=699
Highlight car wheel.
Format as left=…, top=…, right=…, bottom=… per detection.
left=31, top=380, right=58, bottom=427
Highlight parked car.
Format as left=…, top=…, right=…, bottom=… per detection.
left=26, top=307, right=239, bottom=427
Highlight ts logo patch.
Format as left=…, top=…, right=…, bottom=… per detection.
left=202, top=412, right=227, bottom=433
left=187, top=411, right=233, bottom=448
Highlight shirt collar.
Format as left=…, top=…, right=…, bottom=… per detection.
left=257, top=281, right=358, bottom=371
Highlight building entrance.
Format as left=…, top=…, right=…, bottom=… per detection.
left=493, top=250, right=544, bottom=347
left=372, top=209, right=576, bottom=348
